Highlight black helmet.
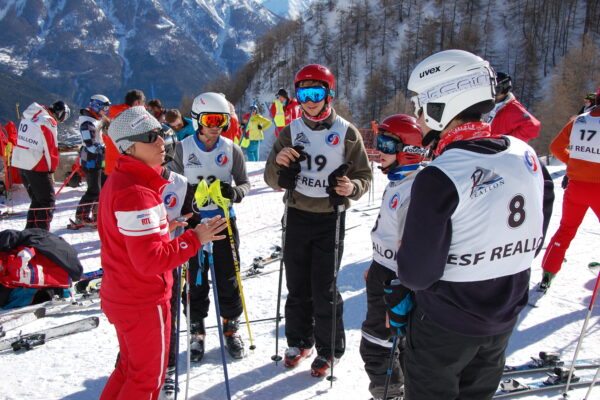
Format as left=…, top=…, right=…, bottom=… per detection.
left=276, top=88, right=288, bottom=98
left=50, top=101, right=70, bottom=122
left=495, top=72, right=512, bottom=96
left=584, top=93, right=596, bottom=102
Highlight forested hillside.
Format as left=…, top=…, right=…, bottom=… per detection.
left=219, top=0, right=600, bottom=155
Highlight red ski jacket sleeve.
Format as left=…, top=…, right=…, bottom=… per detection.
left=490, top=98, right=540, bottom=143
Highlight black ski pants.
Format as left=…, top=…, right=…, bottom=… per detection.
left=75, top=166, right=103, bottom=221
left=403, top=305, right=512, bottom=400
left=19, top=169, right=55, bottom=230
left=284, top=207, right=346, bottom=359
left=183, top=217, right=243, bottom=330
left=359, top=261, right=404, bottom=399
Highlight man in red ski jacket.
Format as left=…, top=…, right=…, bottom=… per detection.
left=11, top=101, right=70, bottom=230
left=98, top=106, right=227, bottom=400
left=487, top=72, right=540, bottom=143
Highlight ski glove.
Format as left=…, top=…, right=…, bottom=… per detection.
left=326, top=162, right=352, bottom=207
left=383, top=280, right=413, bottom=336
left=277, top=145, right=308, bottom=190
left=219, top=181, right=239, bottom=202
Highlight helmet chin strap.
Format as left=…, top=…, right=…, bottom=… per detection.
left=303, top=103, right=332, bottom=122
left=378, top=160, right=399, bottom=174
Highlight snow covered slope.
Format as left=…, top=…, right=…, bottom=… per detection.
left=0, top=160, right=599, bottom=399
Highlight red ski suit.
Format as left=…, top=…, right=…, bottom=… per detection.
left=98, top=155, right=200, bottom=400
left=490, top=97, right=540, bottom=143
left=541, top=107, right=600, bottom=275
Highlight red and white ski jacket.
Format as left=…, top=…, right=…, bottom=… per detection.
left=490, top=95, right=541, bottom=143
left=98, top=155, right=200, bottom=307
left=10, top=103, right=59, bottom=172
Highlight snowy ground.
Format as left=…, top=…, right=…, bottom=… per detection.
left=1, top=160, right=599, bottom=400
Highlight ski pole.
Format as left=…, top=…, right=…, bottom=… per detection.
left=583, top=365, right=600, bottom=400
left=562, top=268, right=600, bottom=397
left=173, top=265, right=182, bottom=400
left=56, top=163, right=81, bottom=196
left=205, top=241, right=232, bottom=400
left=327, top=203, right=345, bottom=386
left=208, top=180, right=255, bottom=351
left=271, top=190, right=289, bottom=364
left=382, top=335, right=399, bottom=400
left=184, top=263, right=191, bottom=400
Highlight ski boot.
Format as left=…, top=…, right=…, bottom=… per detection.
left=189, top=321, right=205, bottom=363
left=538, top=271, right=555, bottom=293
left=283, top=347, right=313, bottom=368
left=310, top=355, right=339, bottom=378
left=159, top=366, right=178, bottom=400
left=544, top=367, right=580, bottom=385
left=223, top=318, right=245, bottom=359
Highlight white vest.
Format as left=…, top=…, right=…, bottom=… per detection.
left=371, top=171, right=420, bottom=272
left=11, top=103, right=57, bottom=171
left=180, top=135, right=234, bottom=213
left=289, top=116, right=349, bottom=198
left=162, top=170, right=188, bottom=238
left=569, top=112, right=600, bottom=163
left=432, top=138, right=544, bottom=282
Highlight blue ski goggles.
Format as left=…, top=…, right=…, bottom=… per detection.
left=296, top=86, right=327, bottom=104
left=376, top=134, right=403, bottom=154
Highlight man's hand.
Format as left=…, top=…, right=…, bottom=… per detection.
left=275, top=145, right=307, bottom=167
left=383, top=280, right=413, bottom=336
left=219, top=181, right=237, bottom=201
left=325, top=162, right=353, bottom=206
left=192, top=215, right=228, bottom=244
left=169, top=212, right=192, bottom=233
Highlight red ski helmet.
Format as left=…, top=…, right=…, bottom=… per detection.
left=378, top=114, right=426, bottom=165
left=294, top=64, right=336, bottom=102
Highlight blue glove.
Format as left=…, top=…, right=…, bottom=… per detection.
left=383, top=280, right=413, bottom=336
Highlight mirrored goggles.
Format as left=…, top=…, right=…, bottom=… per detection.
left=198, top=113, right=229, bottom=128
left=376, top=134, right=403, bottom=154
left=127, top=128, right=165, bottom=144
left=296, top=86, right=327, bottom=104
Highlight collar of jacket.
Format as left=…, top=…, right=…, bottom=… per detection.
left=301, top=108, right=337, bottom=130
left=116, top=155, right=170, bottom=194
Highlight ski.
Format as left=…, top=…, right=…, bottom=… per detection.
left=503, top=351, right=599, bottom=376
left=0, top=292, right=100, bottom=318
left=66, top=218, right=97, bottom=230
left=0, top=316, right=99, bottom=352
left=0, top=308, right=46, bottom=337
left=74, top=269, right=104, bottom=294
left=243, top=246, right=282, bottom=276
left=494, top=367, right=600, bottom=398
left=526, top=284, right=546, bottom=308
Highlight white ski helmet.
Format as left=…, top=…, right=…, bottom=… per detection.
left=190, top=92, right=231, bottom=131
left=89, top=94, right=111, bottom=114
left=408, top=49, right=495, bottom=131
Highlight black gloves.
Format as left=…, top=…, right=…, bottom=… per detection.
left=277, top=145, right=307, bottom=190
left=326, top=162, right=352, bottom=207
left=561, top=175, right=569, bottom=190
left=220, top=181, right=238, bottom=202
left=277, top=162, right=301, bottom=190
left=383, top=280, right=413, bottom=336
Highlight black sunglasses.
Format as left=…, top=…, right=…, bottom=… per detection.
left=127, top=128, right=165, bottom=144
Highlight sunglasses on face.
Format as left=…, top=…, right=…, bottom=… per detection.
left=198, top=113, right=229, bottom=129
left=128, top=128, right=165, bottom=144
left=376, top=134, right=403, bottom=154
left=296, top=86, right=327, bottom=104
